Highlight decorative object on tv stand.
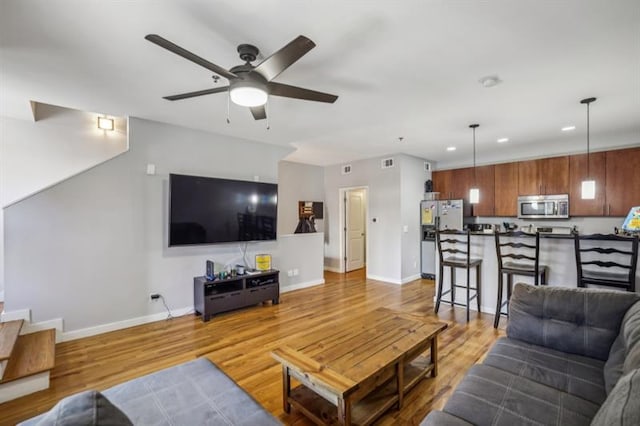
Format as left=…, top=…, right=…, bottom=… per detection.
left=255, top=254, right=272, bottom=271
left=469, top=123, right=480, bottom=204
left=580, top=97, right=597, bottom=199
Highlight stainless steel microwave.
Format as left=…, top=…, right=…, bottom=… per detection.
left=517, top=194, right=569, bottom=219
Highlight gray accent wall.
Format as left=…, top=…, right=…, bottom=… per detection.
left=4, top=117, right=293, bottom=330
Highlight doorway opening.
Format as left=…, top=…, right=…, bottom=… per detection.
left=339, top=187, right=368, bottom=273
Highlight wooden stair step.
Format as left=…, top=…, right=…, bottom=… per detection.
left=0, top=320, right=23, bottom=360
left=0, top=329, right=55, bottom=384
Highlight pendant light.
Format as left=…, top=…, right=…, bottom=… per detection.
left=469, top=124, right=480, bottom=204
left=580, top=97, right=596, bottom=200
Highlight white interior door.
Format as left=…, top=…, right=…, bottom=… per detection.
left=345, top=189, right=365, bottom=272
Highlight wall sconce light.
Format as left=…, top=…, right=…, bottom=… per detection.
left=97, top=116, right=114, bottom=131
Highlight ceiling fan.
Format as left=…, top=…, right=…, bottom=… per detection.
left=145, top=34, right=338, bottom=120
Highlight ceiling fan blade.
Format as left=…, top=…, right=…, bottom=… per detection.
left=250, top=105, right=267, bottom=120
left=163, top=86, right=229, bottom=101
left=268, top=82, right=338, bottom=103
left=145, top=34, right=238, bottom=80
left=252, top=35, right=315, bottom=82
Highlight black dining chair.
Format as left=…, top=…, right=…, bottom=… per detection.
left=574, top=233, right=638, bottom=292
left=435, top=229, right=482, bottom=322
left=494, top=231, right=548, bottom=328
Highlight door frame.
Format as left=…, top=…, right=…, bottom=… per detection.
left=338, top=186, right=369, bottom=273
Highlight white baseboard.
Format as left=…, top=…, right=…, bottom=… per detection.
left=281, top=279, right=325, bottom=293
left=366, top=274, right=403, bottom=285
left=0, top=371, right=49, bottom=404
left=323, top=266, right=342, bottom=273
left=61, top=306, right=194, bottom=342
left=1, top=309, right=31, bottom=323
left=23, top=318, right=64, bottom=343
left=401, top=274, right=422, bottom=284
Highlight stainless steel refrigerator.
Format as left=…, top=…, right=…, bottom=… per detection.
left=420, top=199, right=464, bottom=279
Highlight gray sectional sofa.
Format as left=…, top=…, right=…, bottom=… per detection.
left=20, top=358, right=281, bottom=426
left=423, top=283, right=640, bottom=426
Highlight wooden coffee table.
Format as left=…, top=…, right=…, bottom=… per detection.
left=271, top=308, right=448, bottom=425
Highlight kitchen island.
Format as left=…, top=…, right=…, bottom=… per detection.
left=434, top=229, right=640, bottom=316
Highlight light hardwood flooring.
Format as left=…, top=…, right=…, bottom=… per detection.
left=0, top=271, right=504, bottom=425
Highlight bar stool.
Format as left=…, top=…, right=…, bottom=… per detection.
left=574, top=233, right=638, bottom=292
left=494, top=231, right=548, bottom=328
left=435, top=229, right=482, bottom=322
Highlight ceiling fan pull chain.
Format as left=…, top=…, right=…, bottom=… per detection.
left=226, top=89, right=231, bottom=124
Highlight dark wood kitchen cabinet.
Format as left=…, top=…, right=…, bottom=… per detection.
left=471, top=165, right=495, bottom=217
left=605, top=147, right=640, bottom=216
left=432, top=170, right=452, bottom=199
left=433, top=168, right=472, bottom=201
left=494, top=162, right=519, bottom=217
left=569, top=152, right=606, bottom=216
left=518, top=157, right=569, bottom=195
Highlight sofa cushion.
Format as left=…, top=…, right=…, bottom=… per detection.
left=591, top=369, right=640, bottom=426
left=483, top=337, right=606, bottom=404
left=103, top=358, right=281, bottom=426
left=604, top=300, right=640, bottom=393
left=34, top=390, right=132, bottom=426
left=507, top=283, right=639, bottom=360
left=441, top=364, right=599, bottom=426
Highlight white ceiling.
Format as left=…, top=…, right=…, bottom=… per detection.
left=1, top=0, right=639, bottom=167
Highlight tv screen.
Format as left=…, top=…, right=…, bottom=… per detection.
left=169, top=174, right=278, bottom=246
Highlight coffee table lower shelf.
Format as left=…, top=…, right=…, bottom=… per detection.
left=288, top=358, right=432, bottom=426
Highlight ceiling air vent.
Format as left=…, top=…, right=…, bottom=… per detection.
left=381, top=157, right=395, bottom=169
left=341, top=164, right=352, bottom=175
left=424, top=161, right=432, bottom=172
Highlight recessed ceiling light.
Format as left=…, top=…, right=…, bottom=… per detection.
left=562, top=125, right=576, bottom=132
left=497, top=138, right=509, bottom=143
left=446, top=146, right=456, bottom=151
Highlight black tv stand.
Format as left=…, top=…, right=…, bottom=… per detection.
left=193, top=270, right=280, bottom=322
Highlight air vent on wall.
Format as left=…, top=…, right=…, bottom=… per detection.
left=381, top=157, right=395, bottom=169
left=341, top=164, right=352, bottom=175
left=424, top=161, right=432, bottom=172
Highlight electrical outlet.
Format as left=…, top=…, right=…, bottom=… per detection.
left=287, top=270, right=293, bottom=277
left=414, top=261, right=417, bottom=268
left=150, top=293, right=160, bottom=301
left=293, top=269, right=299, bottom=276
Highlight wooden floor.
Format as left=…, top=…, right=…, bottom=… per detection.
left=0, top=271, right=504, bottom=425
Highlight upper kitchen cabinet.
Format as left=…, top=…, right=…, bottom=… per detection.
left=605, top=147, right=640, bottom=216
left=494, top=162, right=519, bottom=216
left=432, top=169, right=452, bottom=199
left=569, top=152, right=606, bottom=216
left=433, top=168, right=472, bottom=200
left=471, top=165, right=495, bottom=217
left=517, top=157, right=569, bottom=195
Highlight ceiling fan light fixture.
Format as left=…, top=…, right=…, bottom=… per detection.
left=230, top=84, right=268, bottom=107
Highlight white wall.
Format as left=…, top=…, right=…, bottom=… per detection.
left=0, top=107, right=128, bottom=302
left=3, top=117, right=301, bottom=331
left=277, top=161, right=324, bottom=235
left=324, top=155, right=405, bottom=283
left=399, top=155, right=431, bottom=282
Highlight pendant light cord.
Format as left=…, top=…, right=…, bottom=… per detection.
left=473, top=126, right=477, bottom=184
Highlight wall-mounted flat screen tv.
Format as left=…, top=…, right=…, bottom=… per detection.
left=169, top=174, right=278, bottom=246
